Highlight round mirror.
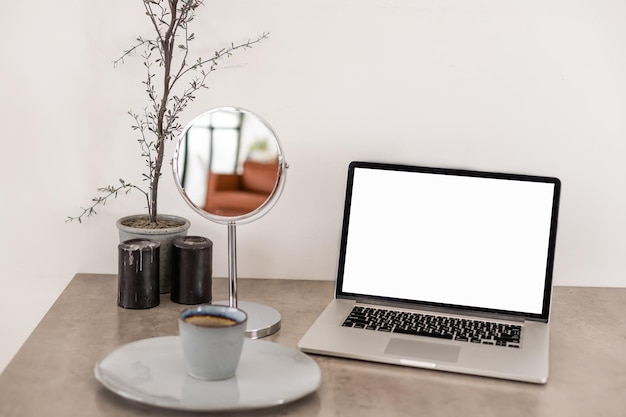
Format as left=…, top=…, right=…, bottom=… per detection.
left=172, top=107, right=287, bottom=338
left=173, top=107, right=287, bottom=225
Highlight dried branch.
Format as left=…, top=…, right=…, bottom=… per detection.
left=66, top=180, right=149, bottom=223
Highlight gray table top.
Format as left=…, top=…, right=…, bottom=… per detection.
left=1, top=273, right=625, bottom=417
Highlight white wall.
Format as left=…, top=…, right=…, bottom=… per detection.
left=0, top=0, right=624, bottom=373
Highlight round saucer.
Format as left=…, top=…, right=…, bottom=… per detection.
left=95, top=336, right=321, bottom=411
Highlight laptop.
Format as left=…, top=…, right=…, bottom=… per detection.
left=298, top=161, right=561, bottom=384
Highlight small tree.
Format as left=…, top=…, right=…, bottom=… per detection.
left=68, top=0, right=268, bottom=225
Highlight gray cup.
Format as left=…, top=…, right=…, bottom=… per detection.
left=178, top=305, right=247, bottom=380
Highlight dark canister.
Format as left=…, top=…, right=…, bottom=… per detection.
left=118, top=239, right=160, bottom=309
left=171, top=236, right=213, bottom=305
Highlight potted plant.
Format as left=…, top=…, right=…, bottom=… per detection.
left=68, top=0, right=268, bottom=292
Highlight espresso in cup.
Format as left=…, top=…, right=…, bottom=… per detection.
left=179, top=305, right=247, bottom=380
left=183, top=314, right=237, bottom=327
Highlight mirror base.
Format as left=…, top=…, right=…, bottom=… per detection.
left=213, top=300, right=281, bottom=339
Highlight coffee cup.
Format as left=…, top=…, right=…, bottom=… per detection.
left=178, top=304, right=248, bottom=380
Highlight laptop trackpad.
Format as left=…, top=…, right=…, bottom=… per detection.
left=385, top=338, right=460, bottom=363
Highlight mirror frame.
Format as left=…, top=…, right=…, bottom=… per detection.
left=172, top=106, right=288, bottom=225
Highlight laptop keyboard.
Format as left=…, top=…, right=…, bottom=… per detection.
left=342, top=306, right=522, bottom=348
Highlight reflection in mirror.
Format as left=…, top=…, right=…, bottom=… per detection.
left=174, top=107, right=286, bottom=223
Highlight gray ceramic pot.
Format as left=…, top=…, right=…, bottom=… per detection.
left=116, top=214, right=191, bottom=294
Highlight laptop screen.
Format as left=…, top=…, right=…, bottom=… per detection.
left=337, top=162, right=561, bottom=322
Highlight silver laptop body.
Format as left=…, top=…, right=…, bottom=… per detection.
left=298, top=161, right=561, bottom=384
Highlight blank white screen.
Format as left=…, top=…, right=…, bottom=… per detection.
left=341, top=168, right=555, bottom=315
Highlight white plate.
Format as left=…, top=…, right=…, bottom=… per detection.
left=95, top=336, right=321, bottom=411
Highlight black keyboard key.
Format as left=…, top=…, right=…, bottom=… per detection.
left=495, top=332, right=520, bottom=343
left=347, top=318, right=368, bottom=326
left=393, top=327, right=454, bottom=340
